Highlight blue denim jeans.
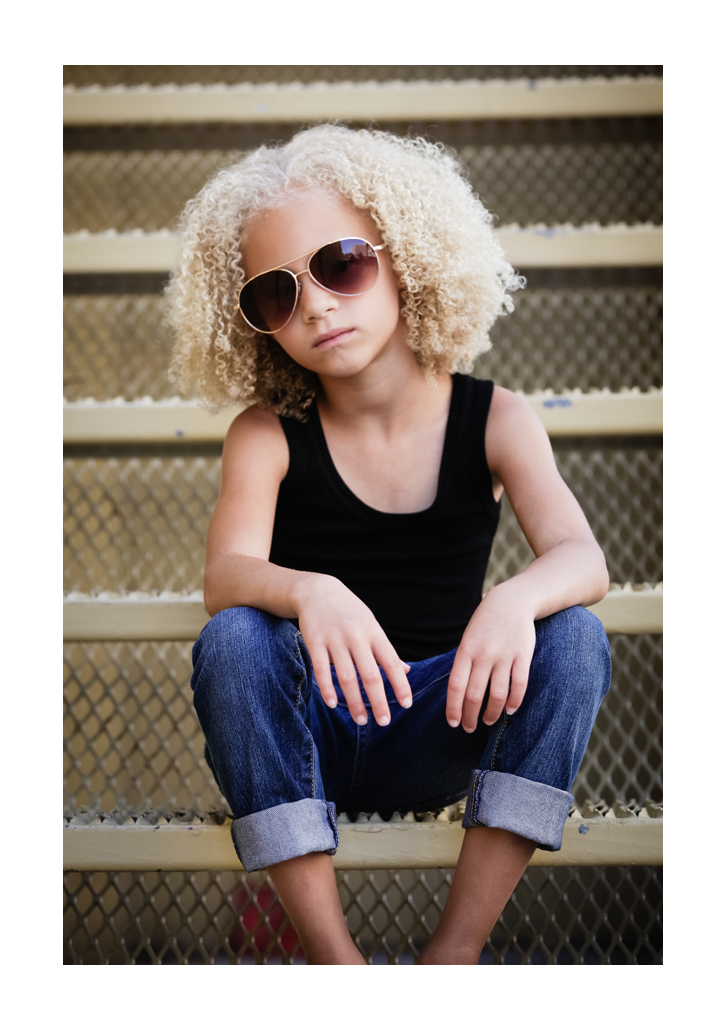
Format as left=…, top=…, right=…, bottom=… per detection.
left=191, top=605, right=611, bottom=872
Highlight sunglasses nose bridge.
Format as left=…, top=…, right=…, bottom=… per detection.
left=297, top=268, right=341, bottom=322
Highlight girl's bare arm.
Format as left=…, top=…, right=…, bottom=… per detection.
left=446, top=386, right=609, bottom=732
left=485, top=386, right=610, bottom=615
left=204, top=407, right=411, bottom=725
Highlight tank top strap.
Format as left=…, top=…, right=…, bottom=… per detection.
left=440, top=374, right=497, bottom=506
left=276, top=408, right=318, bottom=492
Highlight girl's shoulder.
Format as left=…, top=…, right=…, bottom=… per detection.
left=453, top=375, right=529, bottom=427
left=222, top=404, right=289, bottom=482
left=485, top=383, right=555, bottom=477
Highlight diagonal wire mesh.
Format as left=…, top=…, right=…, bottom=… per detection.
left=63, top=139, right=662, bottom=233
left=63, top=864, right=662, bottom=964
left=63, top=446, right=662, bottom=595
left=63, top=285, right=661, bottom=402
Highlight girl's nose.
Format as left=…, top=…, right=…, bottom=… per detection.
left=298, top=273, right=339, bottom=322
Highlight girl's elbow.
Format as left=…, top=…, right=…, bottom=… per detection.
left=594, top=551, right=610, bottom=601
left=203, top=574, right=222, bottom=618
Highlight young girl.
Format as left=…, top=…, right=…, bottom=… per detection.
left=167, top=124, right=612, bottom=965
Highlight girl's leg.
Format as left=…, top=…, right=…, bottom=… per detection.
left=421, top=605, right=611, bottom=964
left=191, top=606, right=362, bottom=962
left=419, top=827, right=535, bottom=965
left=266, top=853, right=366, bottom=964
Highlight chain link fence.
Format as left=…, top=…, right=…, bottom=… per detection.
left=63, top=864, right=662, bottom=965
left=63, top=446, right=662, bottom=595
left=64, top=137, right=662, bottom=233
left=63, top=285, right=662, bottom=402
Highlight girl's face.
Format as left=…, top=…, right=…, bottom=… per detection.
left=242, top=189, right=407, bottom=380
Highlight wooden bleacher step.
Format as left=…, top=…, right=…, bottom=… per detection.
left=63, top=389, right=663, bottom=443
left=63, top=223, right=663, bottom=274
left=63, top=801, right=663, bottom=871
left=63, top=584, right=662, bottom=641
left=63, top=76, right=663, bottom=124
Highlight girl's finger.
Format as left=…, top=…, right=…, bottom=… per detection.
left=482, top=661, right=512, bottom=726
left=309, top=645, right=338, bottom=708
left=352, top=645, right=392, bottom=726
left=446, top=652, right=473, bottom=727
left=460, top=660, right=492, bottom=733
left=505, top=654, right=531, bottom=715
left=373, top=641, right=412, bottom=710
left=330, top=648, right=368, bottom=725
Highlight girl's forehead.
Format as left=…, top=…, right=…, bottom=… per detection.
left=242, top=189, right=379, bottom=276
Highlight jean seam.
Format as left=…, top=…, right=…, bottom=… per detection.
left=490, top=712, right=508, bottom=771
left=348, top=720, right=370, bottom=810
left=292, top=628, right=315, bottom=800
left=469, top=771, right=480, bottom=824
left=292, top=629, right=305, bottom=711
left=412, top=671, right=451, bottom=699
left=345, top=725, right=362, bottom=811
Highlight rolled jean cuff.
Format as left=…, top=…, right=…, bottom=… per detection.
left=462, top=770, right=573, bottom=852
left=230, top=798, right=339, bottom=872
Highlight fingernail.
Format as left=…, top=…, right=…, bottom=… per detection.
left=378, top=715, right=390, bottom=726
left=326, top=698, right=337, bottom=708
left=356, top=715, right=368, bottom=725
left=447, top=719, right=459, bottom=728
left=402, top=697, right=413, bottom=709
left=506, top=707, right=516, bottom=716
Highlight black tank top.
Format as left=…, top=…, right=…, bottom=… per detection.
left=268, top=374, right=501, bottom=661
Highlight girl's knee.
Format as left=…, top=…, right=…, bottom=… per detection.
left=535, top=605, right=611, bottom=702
left=193, top=605, right=291, bottom=665
left=191, top=605, right=308, bottom=712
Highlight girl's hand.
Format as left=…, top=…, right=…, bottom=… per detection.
left=295, top=573, right=412, bottom=727
left=446, top=586, right=536, bottom=732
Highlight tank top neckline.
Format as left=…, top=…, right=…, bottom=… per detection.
left=308, top=373, right=464, bottom=522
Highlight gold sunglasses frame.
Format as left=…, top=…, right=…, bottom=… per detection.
left=236, top=236, right=386, bottom=334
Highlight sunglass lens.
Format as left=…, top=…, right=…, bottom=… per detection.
left=311, top=238, right=379, bottom=295
left=240, top=270, right=297, bottom=333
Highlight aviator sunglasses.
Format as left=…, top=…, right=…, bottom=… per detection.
left=237, top=236, right=385, bottom=334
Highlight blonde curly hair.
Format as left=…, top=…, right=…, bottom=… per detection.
left=166, top=123, right=523, bottom=418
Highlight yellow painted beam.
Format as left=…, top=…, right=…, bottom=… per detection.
left=63, top=585, right=662, bottom=641
left=63, top=390, right=662, bottom=445
left=589, top=585, right=662, bottom=634
left=63, top=595, right=208, bottom=641
left=497, top=224, right=662, bottom=268
left=63, top=400, right=237, bottom=443
left=63, top=78, right=663, bottom=125
left=63, top=231, right=177, bottom=273
left=523, top=388, right=663, bottom=436
left=63, top=225, right=663, bottom=273
left=63, top=812, right=663, bottom=871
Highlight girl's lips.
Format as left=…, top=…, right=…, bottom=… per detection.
left=313, top=328, right=354, bottom=349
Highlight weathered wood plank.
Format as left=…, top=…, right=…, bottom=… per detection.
left=64, top=78, right=663, bottom=125
left=63, top=585, right=662, bottom=641
left=63, top=815, right=663, bottom=870
left=63, top=225, right=664, bottom=273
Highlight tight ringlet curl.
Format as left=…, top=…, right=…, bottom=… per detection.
left=166, top=123, right=524, bottom=419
